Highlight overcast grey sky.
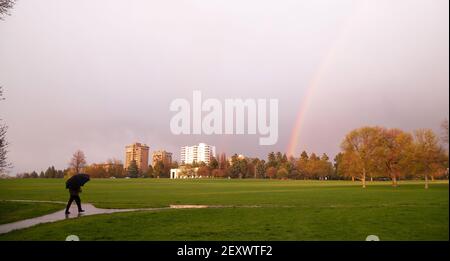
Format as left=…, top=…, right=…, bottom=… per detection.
left=0, top=0, right=448, bottom=174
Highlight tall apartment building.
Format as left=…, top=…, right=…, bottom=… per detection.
left=180, top=143, right=216, bottom=165
left=125, top=143, right=149, bottom=172
left=152, top=150, right=173, bottom=167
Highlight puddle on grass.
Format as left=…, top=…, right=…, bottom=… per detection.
left=0, top=203, right=167, bottom=234
left=0, top=201, right=257, bottom=234
left=169, top=205, right=209, bottom=209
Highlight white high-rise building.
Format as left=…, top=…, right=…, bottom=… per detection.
left=180, top=143, right=216, bottom=165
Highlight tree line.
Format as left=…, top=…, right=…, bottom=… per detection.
left=125, top=159, right=178, bottom=179
left=337, top=126, right=448, bottom=188
left=177, top=151, right=336, bottom=180
left=12, top=124, right=449, bottom=188
left=16, top=166, right=66, bottom=179
left=171, top=125, right=449, bottom=189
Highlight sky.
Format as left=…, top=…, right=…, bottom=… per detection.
left=0, top=0, right=448, bottom=174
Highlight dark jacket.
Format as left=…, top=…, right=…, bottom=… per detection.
left=69, top=187, right=81, bottom=196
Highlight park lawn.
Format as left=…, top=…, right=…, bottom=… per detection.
left=0, top=201, right=64, bottom=225
left=0, top=179, right=447, bottom=240
left=0, top=179, right=448, bottom=209
left=0, top=204, right=447, bottom=241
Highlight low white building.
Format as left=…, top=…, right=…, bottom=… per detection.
left=170, top=167, right=200, bottom=179
left=170, top=168, right=182, bottom=179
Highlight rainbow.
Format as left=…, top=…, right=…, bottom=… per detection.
left=286, top=1, right=368, bottom=157
left=286, top=47, right=335, bottom=157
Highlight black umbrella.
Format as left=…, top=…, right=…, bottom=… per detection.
left=66, top=173, right=90, bottom=189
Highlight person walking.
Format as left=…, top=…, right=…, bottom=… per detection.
left=65, top=186, right=84, bottom=214
left=65, top=173, right=90, bottom=215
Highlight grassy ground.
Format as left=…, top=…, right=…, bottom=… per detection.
left=0, top=201, right=64, bottom=225
left=0, top=179, right=447, bottom=240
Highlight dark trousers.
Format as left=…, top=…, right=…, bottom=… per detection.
left=65, top=195, right=82, bottom=213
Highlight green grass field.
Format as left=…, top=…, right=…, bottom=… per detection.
left=0, top=201, right=63, bottom=225
left=0, top=179, right=448, bottom=240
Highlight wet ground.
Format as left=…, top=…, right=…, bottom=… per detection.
left=0, top=200, right=255, bottom=234
left=0, top=201, right=166, bottom=234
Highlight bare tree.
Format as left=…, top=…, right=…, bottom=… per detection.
left=0, top=1, right=18, bottom=168
left=0, top=87, right=11, bottom=173
left=0, top=124, right=9, bottom=173
left=69, top=150, right=87, bottom=174
left=0, top=0, right=15, bottom=20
